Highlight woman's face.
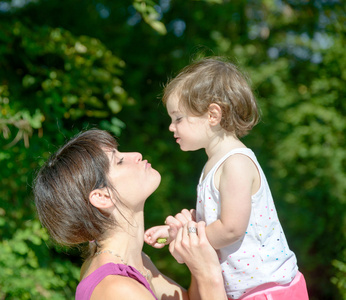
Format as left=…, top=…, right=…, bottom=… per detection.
left=106, top=150, right=161, bottom=206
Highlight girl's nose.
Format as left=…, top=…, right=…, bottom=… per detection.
left=169, top=123, right=175, bottom=132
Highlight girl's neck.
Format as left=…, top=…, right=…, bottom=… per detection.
left=205, top=131, right=245, bottom=160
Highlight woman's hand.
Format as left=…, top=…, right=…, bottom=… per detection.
left=169, top=221, right=227, bottom=300
left=169, top=221, right=220, bottom=271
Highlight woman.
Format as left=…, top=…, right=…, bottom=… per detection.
left=33, top=129, right=227, bottom=300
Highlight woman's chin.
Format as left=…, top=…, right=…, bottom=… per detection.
left=148, top=172, right=162, bottom=194
left=154, top=173, right=162, bottom=190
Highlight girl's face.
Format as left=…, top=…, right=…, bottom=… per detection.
left=166, top=95, right=209, bottom=151
left=106, top=150, right=161, bottom=206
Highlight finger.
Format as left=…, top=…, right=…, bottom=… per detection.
left=144, top=234, right=152, bottom=245
left=169, top=224, right=185, bottom=264
left=152, top=242, right=166, bottom=249
left=145, top=233, right=160, bottom=246
left=144, top=230, right=155, bottom=245
left=190, top=209, right=197, bottom=221
left=187, top=221, right=198, bottom=233
left=175, top=223, right=183, bottom=244
left=187, top=221, right=198, bottom=244
left=168, top=239, right=175, bottom=257
left=153, top=230, right=168, bottom=241
left=174, top=213, right=190, bottom=225
left=179, top=223, right=191, bottom=253
left=196, top=221, right=209, bottom=243
left=168, top=223, right=178, bottom=241
left=165, top=215, right=183, bottom=227
left=168, top=229, right=175, bottom=253
left=144, top=228, right=153, bottom=238
left=180, top=209, right=193, bottom=221
left=164, top=215, right=173, bottom=225
left=168, top=224, right=178, bottom=253
left=182, top=222, right=190, bottom=240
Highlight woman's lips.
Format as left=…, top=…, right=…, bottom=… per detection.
left=143, top=160, right=151, bottom=168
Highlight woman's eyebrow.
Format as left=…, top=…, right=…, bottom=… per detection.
left=104, top=148, right=117, bottom=163
left=112, top=149, right=125, bottom=163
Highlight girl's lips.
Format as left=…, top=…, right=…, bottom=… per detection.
left=174, top=136, right=181, bottom=143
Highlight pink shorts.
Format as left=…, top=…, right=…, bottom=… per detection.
left=239, top=272, right=309, bottom=300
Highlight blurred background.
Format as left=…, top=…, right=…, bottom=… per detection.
left=0, top=0, right=345, bottom=299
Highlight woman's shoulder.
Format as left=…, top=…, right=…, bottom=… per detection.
left=91, top=273, right=155, bottom=300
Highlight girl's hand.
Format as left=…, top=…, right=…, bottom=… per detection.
left=144, top=225, right=170, bottom=248
left=165, top=208, right=196, bottom=230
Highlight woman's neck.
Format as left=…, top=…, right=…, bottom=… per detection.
left=80, top=210, right=149, bottom=281
left=100, top=211, right=144, bottom=261
left=87, top=211, right=145, bottom=271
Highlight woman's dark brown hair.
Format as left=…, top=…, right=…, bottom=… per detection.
left=33, top=129, right=119, bottom=248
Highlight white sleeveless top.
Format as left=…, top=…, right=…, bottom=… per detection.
left=196, top=148, right=298, bottom=299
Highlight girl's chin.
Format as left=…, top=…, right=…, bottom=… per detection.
left=179, top=144, right=188, bottom=151
left=180, top=146, right=196, bottom=152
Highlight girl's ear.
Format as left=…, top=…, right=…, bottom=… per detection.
left=89, top=188, right=113, bottom=209
left=208, top=103, right=222, bottom=126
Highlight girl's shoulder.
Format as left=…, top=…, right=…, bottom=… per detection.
left=215, top=149, right=260, bottom=192
left=220, top=151, right=257, bottom=176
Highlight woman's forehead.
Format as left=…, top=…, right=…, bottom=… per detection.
left=103, top=148, right=118, bottom=160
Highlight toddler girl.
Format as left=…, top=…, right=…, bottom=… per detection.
left=145, top=57, right=309, bottom=299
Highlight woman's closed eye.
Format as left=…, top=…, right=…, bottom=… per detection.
left=117, top=157, right=124, bottom=165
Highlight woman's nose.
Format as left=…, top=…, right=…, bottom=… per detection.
left=132, top=152, right=142, bottom=162
left=122, top=152, right=142, bottom=162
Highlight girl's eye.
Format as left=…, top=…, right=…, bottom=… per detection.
left=176, top=117, right=183, bottom=123
left=117, top=157, right=124, bottom=165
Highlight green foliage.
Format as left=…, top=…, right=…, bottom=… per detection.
left=133, top=0, right=167, bottom=35
left=331, top=251, right=346, bottom=299
left=0, top=0, right=345, bottom=299
left=0, top=220, right=79, bottom=299
left=0, top=18, right=129, bottom=138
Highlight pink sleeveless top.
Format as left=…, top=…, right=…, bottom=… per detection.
left=75, top=263, right=157, bottom=300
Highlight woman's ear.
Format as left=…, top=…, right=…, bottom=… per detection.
left=208, top=103, right=222, bottom=126
left=89, top=188, right=113, bottom=209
